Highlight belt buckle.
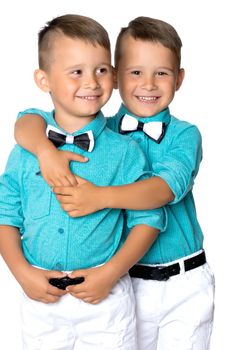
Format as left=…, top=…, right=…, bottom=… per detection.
left=152, top=266, right=170, bottom=281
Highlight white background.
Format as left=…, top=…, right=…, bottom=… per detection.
left=0, top=0, right=232, bottom=348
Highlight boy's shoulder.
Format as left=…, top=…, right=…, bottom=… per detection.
left=17, top=108, right=52, bottom=123
left=170, top=114, right=200, bottom=130
left=168, top=114, right=202, bottom=140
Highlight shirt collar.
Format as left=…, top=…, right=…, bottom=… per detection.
left=118, top=104, right=171, bottom=125
left=47, top=110, right=106, bottom=140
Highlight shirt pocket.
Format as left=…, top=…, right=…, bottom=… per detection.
left=23, top=171, right=52, bottom=219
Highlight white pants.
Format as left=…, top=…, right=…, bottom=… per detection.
left=20, top=274, right=137, bottom=350
left=132, top=254, right=215, bottom=350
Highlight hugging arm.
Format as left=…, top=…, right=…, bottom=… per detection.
left=54, top=125, right=202, bottom=215
left=53, top=175, right=173, bottom=216
left=14, top=114, right=88, bottom=187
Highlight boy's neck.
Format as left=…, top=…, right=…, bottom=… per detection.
left=54, top=112, right=96, bottom=133
left=121, top=104, right=169, bottom=120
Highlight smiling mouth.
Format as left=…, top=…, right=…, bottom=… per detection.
left=77, top=96, right=100, bottom=100
left=136, top=96, right=159, bottom=102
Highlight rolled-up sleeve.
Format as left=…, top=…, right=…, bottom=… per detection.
left=0, top=146, right=24, bottom=230
left=122, top=140, right=167, bottom=232
left=154, top=125, right=202, bottom=204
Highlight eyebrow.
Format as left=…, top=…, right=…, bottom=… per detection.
left=66, top=62, right=112, bottom=70
left=125, top=66, right=175, bottom=73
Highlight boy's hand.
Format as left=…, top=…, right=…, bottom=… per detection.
left=19, top=265, right=68, bottom=303
left=38, top=148, right=88, bottom=187
left=66, top=265, right=117, bottom=304
left=53, top=176, right=104, bottom=217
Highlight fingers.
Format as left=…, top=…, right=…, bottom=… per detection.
left=55, top=195, right=73, bottom=205
left=64, top=151, right=89, bottom=163
left=46, top=270, right=67, bottom=279
left=47, top=284, right=68, bottom=297
left=67, top=289, right=101, bottom=304
left=66, top=174, right=78, bottom=186
left=69, top=270, right=87, bottom=278
left=68, top=210, right=82, bottom=218
left=53, top=186, right=74, bottom=196
left=74, top=175, right=88, bottom=185
left=60, top=204, right=78, bottom=213
left=81, top=297, right=100, bottom=304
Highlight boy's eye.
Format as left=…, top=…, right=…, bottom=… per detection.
left=72, top=69, right=82, bottom=75
left=96, top=67, right=108, bottom=75
left=131, top=70, right=141, bottom=76
left=156, top=71, right=168, bottom=76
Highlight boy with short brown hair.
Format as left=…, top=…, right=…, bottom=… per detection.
left=0, top=14, right=166, bottom=349
left=14, top=16, right=215, bottom=349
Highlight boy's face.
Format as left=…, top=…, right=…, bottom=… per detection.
left=36, top=35, right=113, bottom=124
left=116, top=35, right=184, bottom=118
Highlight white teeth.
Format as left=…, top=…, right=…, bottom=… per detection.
left=78, top=96, right=98, bottom=100
left=138, top=96, right=158, bottom=101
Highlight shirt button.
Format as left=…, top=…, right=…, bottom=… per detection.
left=55, top=263, right=63, bottom=270
left=58, top=228, right=64, bottom=234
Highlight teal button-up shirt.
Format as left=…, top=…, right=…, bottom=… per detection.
left=0, top=110, right=165, bottom=270
left=107, top=105, right=204, bottom=264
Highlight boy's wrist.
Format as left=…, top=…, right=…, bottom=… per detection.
left=104, top=258, right=127, bottom=282
left=104, top=186, right=116, bottom=209
left=35, top=141, right=57, bottom=159
left=11, top=260, right=32, bottom=284
left=36, top=139, right=56, bottom=158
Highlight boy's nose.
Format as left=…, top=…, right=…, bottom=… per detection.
left=141, top=76, right=157, bottom=91
left=84, top=75, right=100, bottom=89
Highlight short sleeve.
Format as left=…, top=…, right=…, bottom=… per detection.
left=154, top=125, right=202, bottom=204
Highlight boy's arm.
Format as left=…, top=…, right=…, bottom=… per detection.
left=65, top=224, right=158, bottom=304
left=0, top=148, right=66, bottom=302
left=53, top=175, right=173, bottom=216
left=0, top=225, right=67, bottom=303
left=60, top=141, right=165, bottom=303
left=15, top=114, right=50, bottom=156
left=53, top=124, right=202, bottom=214
left=15, top=114, right=88, bottom=186
left=100, top=177, right=174, bottom=209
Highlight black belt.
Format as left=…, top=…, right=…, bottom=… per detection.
left=49, top=276, right=84, bottom=290
left=129, top=251, right=206, bottom=281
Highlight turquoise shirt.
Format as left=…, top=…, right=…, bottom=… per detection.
left=0, top=110, right=166, bottom=271
left=107, top=105, right=204, bottom=264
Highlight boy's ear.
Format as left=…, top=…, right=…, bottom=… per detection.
left=176, top=68, right=185, bottom=91
left=113, top=67, right=118, bottom=89
left=34, top=69, right=50, bottom=92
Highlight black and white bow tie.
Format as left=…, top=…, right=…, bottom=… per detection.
left=46, top=125, right=94, bottom=152
left=119, top=114, right=165, bottom=143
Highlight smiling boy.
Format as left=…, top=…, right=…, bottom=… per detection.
left=0, top=15, right=166, bottom=349
left=14, top=16, right=215, bottom=349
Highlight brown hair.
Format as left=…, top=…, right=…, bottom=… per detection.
left=115, top=16, right=182, bottom=70
left=38, top=14, right=111, bottom=71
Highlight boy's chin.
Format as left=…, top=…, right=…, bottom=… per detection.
left=131, top=107, right=162, bottom=118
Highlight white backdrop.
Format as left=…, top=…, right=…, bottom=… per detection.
left=0, top=0, right=232, bottom=349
